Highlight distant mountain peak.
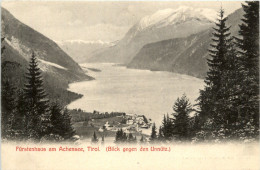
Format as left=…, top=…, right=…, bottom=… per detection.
left=137, top=6, right=217, bottom=31
left=89, top=6, right=218, bottom=64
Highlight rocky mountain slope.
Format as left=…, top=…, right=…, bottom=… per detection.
left=127, top=8, right=244, bottom=78
left=1, top=8, right=93, bottom=105
left=128, top=30, right=211, bottom=78
left=87, top=6, right=217, bottom=64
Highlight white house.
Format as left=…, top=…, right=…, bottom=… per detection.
left=126, top=119, right=134, bottom=125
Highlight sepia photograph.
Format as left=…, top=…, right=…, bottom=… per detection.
left=1, top=1, right=259, bottom=169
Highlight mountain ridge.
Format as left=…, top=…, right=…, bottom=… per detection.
left=1, top=7, right=93, bottom=105
left=87, top=6, right=216, bottom=64
left=57, top=40, right=114, bottom=63
left=127, top=8, right=244, bottom=78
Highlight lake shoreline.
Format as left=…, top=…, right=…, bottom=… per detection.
left=67, top=63, right=204, bottom=127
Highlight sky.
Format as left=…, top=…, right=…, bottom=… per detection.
left=2, top=1, right=243, bottom=42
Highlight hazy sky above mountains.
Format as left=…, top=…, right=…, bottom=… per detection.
left=2, top=1, right=242, bottom=42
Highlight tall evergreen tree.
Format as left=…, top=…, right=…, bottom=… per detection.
left=158, top=126, right=165, bottom=142
left=197, top=7, right=232, bottom=125
left=172, top=94, right=192, bottom=140
left=2, top=80, right=16, bottom=115
left=50, top=103, right=64, bottom=137
left=23, top=52, right=50, bottom=138
left=150, top=123, right=157, bottom=142
left=115, top=129, right=122, bottom=143
left=140, top=135, right=145, bottom=143
left=218, top=42, right=241, bottom=128
left=24, top=52, right=49, bottom=111
left=1, top=80, right=16, bottom=137
left=161, top=114, right=173, bottom=140
left=62, top=108, right=76, bottom=140
left=115, top=129, right=127, bottom=143
left=12, top=90, right=27, bottom=133
left=50, top=105, right=75, bottom=140
left=235, top=1, right=259, bottom=128
left=122, top=132, right=127, bottom=143
left=91, top=131, right=98, bottom=143
left=101, top=135, right=105, bottom=144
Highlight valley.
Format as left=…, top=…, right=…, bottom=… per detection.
left=1, top=2, right=259, bottom=169
left=1, top=3, right=251, bottom=144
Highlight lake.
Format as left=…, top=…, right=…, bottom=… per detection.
left=67, top=63, right=204, bottom=126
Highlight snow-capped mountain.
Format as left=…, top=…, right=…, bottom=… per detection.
left=127, top=8, right=243, bottom=78
left=56, top=40, right=113, bottom=46
left=88, top=6, right=216, bottom=63
left=57, top=40, right=114, bottom=63
left=135, top=6, right=217, bottom=36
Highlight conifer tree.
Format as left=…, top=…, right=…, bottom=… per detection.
left=140, top=135, right=145, bottom=143
left=24, top=52, right=49, bottom=111
left=115, top=129, right=122, bottom=143
left=91, top=131, right=98, bottom=143
left=115, top=129, right=127, bottom=143
left=2, top=80, right=16, bottom=115
left=150, top=123, right=157, bottom=142
left=235, top=1, right=259, bottom=128
left=101, top=135, right=105, bottom=144
left=218, top=42, right=241, bottom=127
left=12, top=90, right=27, bottom=133
left=128, top=133, right=136, bottom=143
left=1, top=80, right=16, bottom=137
left=62, top=108, right=76, bottom=140
left=197, top=7, right=232, bottom=125
left=172, top=94, right=192, bottom=140
left=23, top=52, right=50, bottom=138
left=50, top=103, right=64, bottom=137
left=158, top=126, right=164, bottom=142
left=161, top=114, right=173, bottom=140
